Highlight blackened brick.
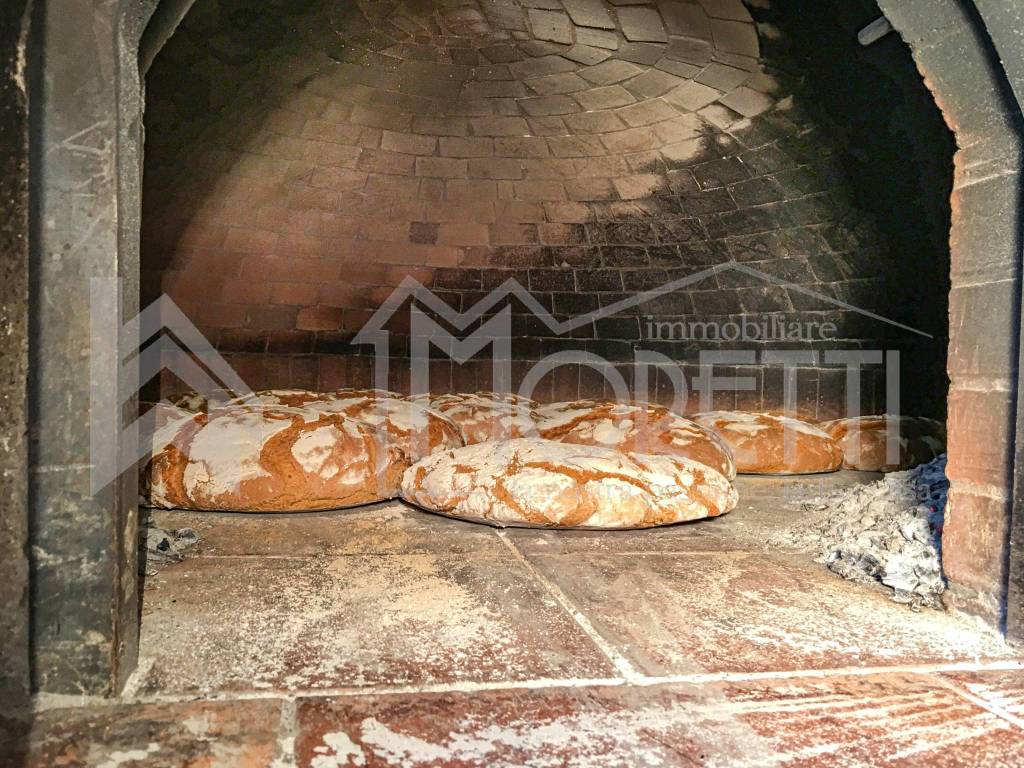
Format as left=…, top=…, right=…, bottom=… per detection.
left=554, top=292, right=600, bottom=314
left=529, top=269, right=576, bottom=292
left=601, top=245, right=649, bottom=267
left=595, top=316, right=641, bottom=339
left=692, top=156, right=751, bottom=189
left=576, top=270, right=624, bottom=291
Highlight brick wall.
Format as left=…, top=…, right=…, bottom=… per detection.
left=143, top=0, right=949, bottom=415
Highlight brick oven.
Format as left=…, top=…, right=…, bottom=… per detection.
left=3, top=0, right=1024, bottom=762
left=141, top=0, right=951, bottom=423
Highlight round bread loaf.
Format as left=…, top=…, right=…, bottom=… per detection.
left=333, top=387, right=408, bottom=399
left=143, top=405, right=406, bottom=512
left=693, top=411, right=842, bottom=475
left=537, top=400, right=736, bottom=481
left=140, top=403, right=202, bottom=508
left=327, top=391, right=463, bottom=460
left=163, top=388, right=407, bottom=412
left=230, top=389, right=463, bottom=461
left=818, top=414, right=945, bottom=472
left=231, top=388, right=339, bottom=408
left=164, top=391, right=211, bottom=411
left=159, top=389, right=239, bottom=412
left=428, top=391, right=540, bottom=444
left=231, top=388, right=406, bottom=408
left=400, top=438, right=738, bottom=529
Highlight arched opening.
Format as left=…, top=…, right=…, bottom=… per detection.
left=140, top=0, right=953, bottom=420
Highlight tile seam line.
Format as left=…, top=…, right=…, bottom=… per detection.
left=178, top=548, right=761, bottom=559
left=35, top=660, right=1024, bottom=711
left=930, top=673, right=1024, bottom=731
left=496, top=529, right=643, bottom=681
left=271, top=698, right=299, bottom=768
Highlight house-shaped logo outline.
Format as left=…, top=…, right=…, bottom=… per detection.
left=352, top=261, right=931, bottom=350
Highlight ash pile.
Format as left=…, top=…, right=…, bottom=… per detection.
left=780, top=455, right=948, bottom=609
left=139, top=515, right=199, bottom=575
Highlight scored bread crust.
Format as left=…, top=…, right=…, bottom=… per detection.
left=428, top=391, right=540, bottom=445
left=140, top=403, right=202, bottom=508
left=327, top=392, right=463, bottom=460
left=536, top=400, right=736, bottom=481
left=693, top=411, right=842, bottom=475
left=143, top=405, right=406, bottom=512
left=155, top=389, right=240, bottom=413
left=818, top=414, right=945, bottom=472
left=400, top=437, right=738, bottom=529
left=229, top=387, right=409, bottom=408
left=229, top=389, right=463, bottom=461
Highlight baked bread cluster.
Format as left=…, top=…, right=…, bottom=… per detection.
left=142, top=389, right=943, bottom=525
left=691, top=410, right=946, bottom=474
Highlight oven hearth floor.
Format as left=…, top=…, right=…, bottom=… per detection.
left=16, top=473, right=1024, bottom=766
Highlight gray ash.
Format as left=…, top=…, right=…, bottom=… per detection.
left=140, top=516, right=199, bottom=575
left=775, top=455, right=947, bottom=609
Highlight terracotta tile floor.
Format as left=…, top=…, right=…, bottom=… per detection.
left=9, top=472, right=1024, bottom=766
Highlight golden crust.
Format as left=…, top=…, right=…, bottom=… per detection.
left=230, top=389, right=464, bottom=461
left=694, top=411, right=842, bottom=475
left=536, top=400, right=736, bottom=480
left=428, top=391, right=540, bottom=445
left=143, top=405, right=407, bottom=512
left=818, top=415, right=945, bottom=472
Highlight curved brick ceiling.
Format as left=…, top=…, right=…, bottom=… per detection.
left=306, top=0, right=781, bottom=247
left=144, top=0, right=928, bottom=409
